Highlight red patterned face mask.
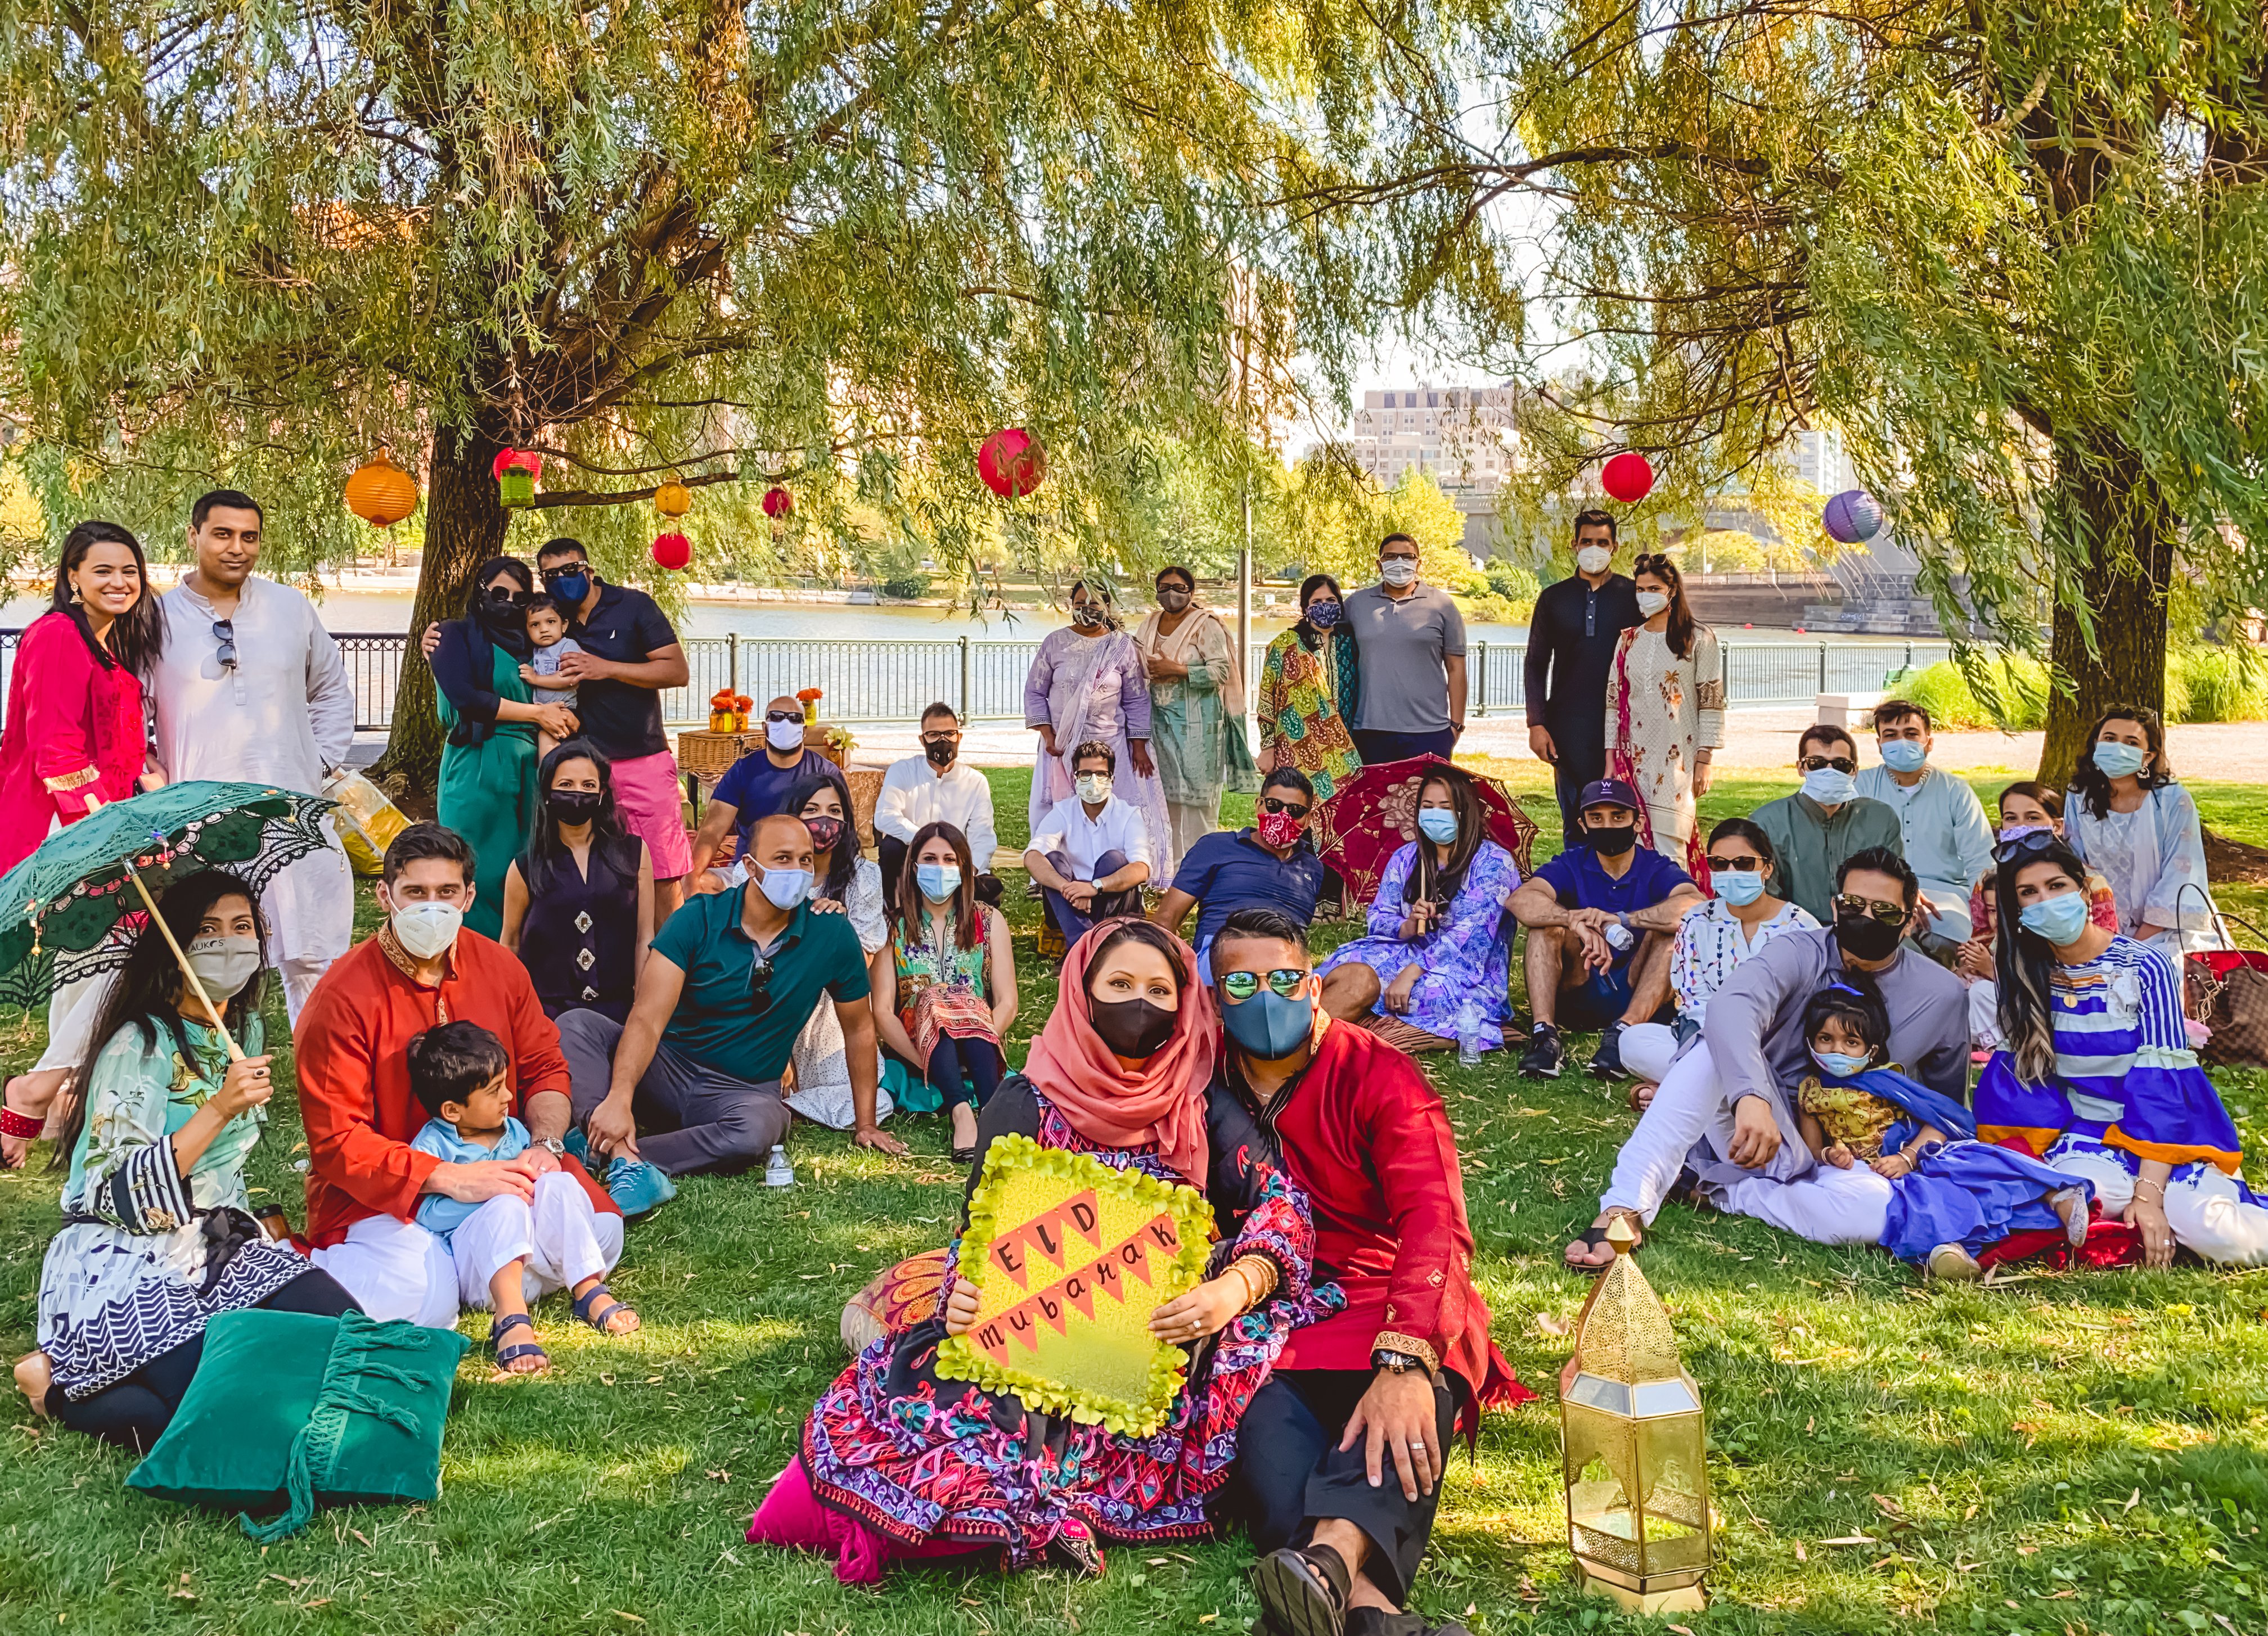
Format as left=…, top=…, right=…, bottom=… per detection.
left=1255, top=809, right=1303, bottom=849
left=804, top=816, right=845, bottom=852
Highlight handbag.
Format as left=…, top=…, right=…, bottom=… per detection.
left=2179, top=886, right=2268, bottom=1069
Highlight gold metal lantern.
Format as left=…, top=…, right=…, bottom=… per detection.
left=1559, top=1218, right=1710, bottom=1614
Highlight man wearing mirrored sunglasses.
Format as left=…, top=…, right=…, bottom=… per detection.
left=1748, top=723, right=1904, bottom=922
left=1205, top=908, right=1526, bottom=1636
left=1149, top=768, right=1326, bottom=981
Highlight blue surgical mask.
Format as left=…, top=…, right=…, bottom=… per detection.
left=916, top=863, right=960, bottom=902
left=1802, top=767, right=1858, bottom=806
left=757, top=867, right=812, bottom=910
left=1220, top=987, right=1316, bottom=1060
left=1812, top=1048, right=1871, bottom=1080
left=2092, top=740, right=2148, bottom=779
left=2019, top=890, right=2091, bottom=947
left=1878, top=739, right=1927, bottom=773
left=1416, top=808, right=1458, bottom=844
left=1713, top=869, right=1765, bottom=907
left=547, top=570, right=590, bottom=605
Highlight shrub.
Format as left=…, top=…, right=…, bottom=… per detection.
left=2170, top=645, right=2268, bottom=723
left=880, top=572, right=931, bottom=600
left=1882, top=655, right=2048, bottom=731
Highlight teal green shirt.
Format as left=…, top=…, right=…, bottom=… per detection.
left=649, top=891, right=871, bottom=1083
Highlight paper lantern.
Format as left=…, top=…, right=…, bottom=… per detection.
left=344, top=453, right=418, bottom=528
left=763, top=486, right=794, bottom=519
left=978, top=427, right=1047, bottom=498
left=651, top=531, right=691, bottom=570
left=1822, top=488, right=1884, bottom=544
left=655, top=479, right=692, bottom=518
left=491, top=448, right=542, bottom=509
left=1600, top=452, right=1654, bottom=505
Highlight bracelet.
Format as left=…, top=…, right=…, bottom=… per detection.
left=0, top=1105, right=43, bottom=1140
left=1228, top=1255, right=1278, bottom=1311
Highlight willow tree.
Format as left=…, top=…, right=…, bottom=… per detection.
left=1309, top=0, right=2268, bottom=781
left=0, top=0, right=1379, bottom=785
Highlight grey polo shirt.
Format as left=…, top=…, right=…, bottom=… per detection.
left=1345, top=583, right=1466, bottom=733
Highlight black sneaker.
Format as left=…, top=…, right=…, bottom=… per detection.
left=1587, top=1021, right=1630, bottom=1081
left=1518, top=1023, right=1564, bottom=1079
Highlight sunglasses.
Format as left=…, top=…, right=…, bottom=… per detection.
left=539, top=564, right=587, bottom=584
left=1707, top=854, right=1763, bottom=874
left=1799, top=755, right=1857, bottom=775
left=746, top=953, right=775, bottom=1015
left=1993, top=829, right=2059, bottom=865
left=1832, top=893, right=1908, bottom=926
left=211, top=617, right=236, bottom=671
left=1258, top=796, right=1311, bottom=819
left=763, top=709, right=800, bottom=724
left=1218, top=968, right=1308, bottom=1002
left=920, top=731, right=961, bottom=744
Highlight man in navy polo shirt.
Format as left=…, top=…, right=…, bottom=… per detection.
left=1506, top=778, right=1703, bottom=1081
left=1148, top=767, right=1326, bottom=979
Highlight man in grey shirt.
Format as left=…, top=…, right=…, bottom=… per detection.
left=1344, top=532, right=1467, bottom=762
left=1565, top=846, right=1969, bottom=1269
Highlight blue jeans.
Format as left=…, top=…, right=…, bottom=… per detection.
left=1040, top=849, right=1144, bottom=945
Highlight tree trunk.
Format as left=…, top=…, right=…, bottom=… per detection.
left=371, top=423, right=512, bottom=796
left=2037, top=430, right=2175, bottom=788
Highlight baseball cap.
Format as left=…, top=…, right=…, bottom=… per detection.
left=1577, top=778, right=1641, bottom=813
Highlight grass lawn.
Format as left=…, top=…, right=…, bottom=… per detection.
left=3, top=760, right=2266, bottom=1636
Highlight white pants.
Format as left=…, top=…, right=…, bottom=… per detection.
left=448, top=1171, right=624, bottom=1310
left=1709, top=1164, right=1894, bottom=1246
left=2046, top=1148, right=2268, bottom=1267
left=1967, top=979, right=2002, bottom=1051
left=1167, top=801, right=1214, bottom=873
left=1619, top=1021, right=1680, bottom=1086
left=1602, top=1041, right=1731, bottom=1225
left=311, top=1214, right=463, bottom=1328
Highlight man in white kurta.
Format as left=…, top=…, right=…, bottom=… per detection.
left=152, top=490, right=358, bottom=1024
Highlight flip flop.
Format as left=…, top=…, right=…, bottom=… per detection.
left=490, top=1312, right=550, bottom=1374
left=1562, top=1209, right=1644, bottom=1272
left=1253, top=1541, right=1351, bottom=1636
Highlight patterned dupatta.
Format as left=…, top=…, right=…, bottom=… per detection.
left=1609, top=626, right=1712, bottom=890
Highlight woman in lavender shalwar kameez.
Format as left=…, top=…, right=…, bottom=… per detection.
left=1024, top=580, right=1172, bottom=875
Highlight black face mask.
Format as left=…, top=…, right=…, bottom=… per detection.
left=1834, top=911, right=1905, bottom=962
left=924, top=737, right=958, bottom=769
left=1587, top=824, right=1637, bottom=858
left=546, top=789, right=602, bottom=825
left=1089, top=995, right=1177, bottom=1060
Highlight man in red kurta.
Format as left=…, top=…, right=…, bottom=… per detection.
left=1207, top=908, right=1529, bottom=1636
left=298, top=824, right=582, bottom=1326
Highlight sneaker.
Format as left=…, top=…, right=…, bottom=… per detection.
left=1518, top=1024, right=1565, bottom=1079
left=1926, top=1243, right=1983, bottom=1281
left=1587, top=1021, right=1630, bottom=1081
left=604, top=1156, right=678, bottom=1218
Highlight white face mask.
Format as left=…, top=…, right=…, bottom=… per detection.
left=389, top=899, right=463, bottom=960
left=1379, top=558, right=1418, bottom=587
left=1076, top=773, right=1112, bottom=804
left=1576, top=544, right=1613, bottom=575
left=765, top=716, right=804, bottom=752
left=758, top=867, right=812, bottom=910
left=186, top=934, right=262, bottom=1001
left=1635, top=590, right=1668, bottom=617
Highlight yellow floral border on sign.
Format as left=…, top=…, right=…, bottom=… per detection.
left=937, top=1134, right=1214, bottom=1436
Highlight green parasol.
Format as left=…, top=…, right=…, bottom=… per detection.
left=0, top=782, right=339, bottom=1035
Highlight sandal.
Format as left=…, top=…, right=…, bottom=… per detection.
left=572, top=1282, right=639, bottom=1335
left=490, top=1312, right=550, bottom=1374
left=1562, top=1207, right=1644, bottom=1272
left=1253, top=1540, right=1351, bottom=1636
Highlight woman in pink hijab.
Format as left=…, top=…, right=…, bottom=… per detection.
left=749, top=919, right=1329, bottom=1582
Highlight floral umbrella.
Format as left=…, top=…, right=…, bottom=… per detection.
left=1309, top=755, right=1540, bottom=909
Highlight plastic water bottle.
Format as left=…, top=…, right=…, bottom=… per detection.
left=1456, top=999, right=1484, bottom=1068
left=763, top=1144, right=795, bottom=1188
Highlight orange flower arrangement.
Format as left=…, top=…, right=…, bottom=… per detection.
left=796, top=686, right=824, bottom=726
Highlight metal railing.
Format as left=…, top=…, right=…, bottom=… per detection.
left=0, top=628, right=1951, bottom=733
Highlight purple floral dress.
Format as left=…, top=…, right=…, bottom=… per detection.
left=1319, top=838, right=1519, bottom=1046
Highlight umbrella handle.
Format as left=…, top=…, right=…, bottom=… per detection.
left=84, top=797, right=247, bottom=1063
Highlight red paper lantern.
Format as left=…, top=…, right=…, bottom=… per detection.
left=763, top=486, right=793, bottom=518
left=651, top=531, right=691, bottom=570
left=978, top=427, right=1047, bottom=498
left=1600, top=452, right=1654, bottom=504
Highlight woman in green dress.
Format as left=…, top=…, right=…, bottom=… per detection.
left=430, top=557, right=579, bottom=938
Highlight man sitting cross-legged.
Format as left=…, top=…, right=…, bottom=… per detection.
left=1024, top=739, right=1154, bottom=944
left=564, top=813, right=905, bottom=1169
left=1207, top=907, right=1531, bottom=1636
left=1562, top=845, right=1969, bottom=1270
left=1506, top=778, right=1703, bottom=1082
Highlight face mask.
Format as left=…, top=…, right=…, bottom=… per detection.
left=390, top=900, right=462, bottom=961
left=1221, top=987, right=1316, bottom=1060
left=916, top=863, right=960, bottom=902
left=766, top=717, right=804, bottom=752
left=1089, top=994, right=1178, bottom=1060
left=803, top=815, right=844, bottom=852
left=1812, top=1048, right=1871, bottom=1080
left=1072, top=603, right=1105, bottom=629
left=1635, top=590, right=1668, bottom=617
left=1076, top=773, right=1112, bottom=804
left=1834, top=909, right=1905, bottom=962
left=2019, top=890, right=2091, bottom=947
left=1576, top=545, right=1613, bottom=575
left=1254, top=809, right=1303, bottom=849
left=1713, top=869, right=1766, bottom=907
left=1416, top=808, right=1458, bottom=844
left=1306, top=600, right=1343, bottom=629
left=2092, top=740, right=2148, bottom=779
left=1158, top=587, right=1190, bottom=611
left=1878, top=739, right=1928, bottom=773
left=546, top=788, right=602, bottom=826
left=1588, top=824, right=1637, bottom=858
left=757, top=867, right=812, bottom=910
left=1802, top=766, right=1858, bottom=806
left=547, top=571, right=591, bottom=605
left=1379, top=559, right=1418, bottom=587
left=924, top=737, right=958, bottom=769
left=186, top=935, right=262, bottom=1001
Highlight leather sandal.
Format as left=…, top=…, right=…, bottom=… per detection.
left=490, top=1312, right=550, bottom=1374
left=1253, top=1540, right=1351, bottom=1636
left=1562, top=1207, right=1644, bottom=1272
left=572, top=1282, right=638, bottom=1335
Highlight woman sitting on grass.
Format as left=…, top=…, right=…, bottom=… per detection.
left=749, top=920, right=1326, bottom=1583
left=15, top=872, right=359, bottom=1448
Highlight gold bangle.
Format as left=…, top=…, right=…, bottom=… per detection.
left=1228, top=1255, right=1277, bottom=1311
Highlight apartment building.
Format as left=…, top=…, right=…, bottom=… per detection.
left=1345, top=381, right=1519, bottom=492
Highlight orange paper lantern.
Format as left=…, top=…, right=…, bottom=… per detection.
left=651, top=531, right=691, bottom=570
left=655, top=479, right=693, bottom=517
left=344, top=453, right=419, bottom=527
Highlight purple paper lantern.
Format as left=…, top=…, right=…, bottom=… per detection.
left=1822, top=488, right=1884, bottom=544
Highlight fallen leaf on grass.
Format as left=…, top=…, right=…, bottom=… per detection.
left=1533, top=1314, right=1570, bottom=1337
left=2018, top=1545, right=2038, bottom=1555
left=1670, top=1626, right=1696, bottom=1635
left=611, top=1614, right=646, bottom=1625
left=302, top=1600, right=331, bottom=1610
left=706, top=1470, right=731, bottom=1482
left=2124, top=1488, right=2141, bottom=1511
left=1964, top=1504, right=1978, bottom=1521
left=1794, top=1544, right=1807, bottom=1561
left=1871, top=1494, right=1904, bottom=1518
left=1198, top=1617, right=1216, bottom=1626
left=1819, top=1535, right=1878, bottom=1546
left=2036, top=1589, right=2074, bottom=1600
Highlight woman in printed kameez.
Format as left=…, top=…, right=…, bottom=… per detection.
left=749, top=921, right=1330, bottom=1583
left=1024, top=579, right=1173, bottom=875
left=1256, top=574, right=1361, bottom=805
left=13, top=873, right=358, bottom=1448
left=1136, top=565, right=1258, bottom=866
left=1604, top=552, right=1722, bottom=875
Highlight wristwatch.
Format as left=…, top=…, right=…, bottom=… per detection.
left=538, top=1137, right=566, bottom=1157
left=1372, top=1349, right=1425, bottom=1376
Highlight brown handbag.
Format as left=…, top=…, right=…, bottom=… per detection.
left=2182, top=895, right=2268, bottom=1069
